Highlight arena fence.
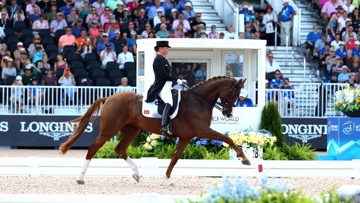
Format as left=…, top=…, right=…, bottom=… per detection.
left=0, top=86, right=136, bottom=115
left=0, top=157, right=359, bottom=178
left=0, top=83, right=346, bottom=117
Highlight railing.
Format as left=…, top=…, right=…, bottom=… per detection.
left=0, top=83, right=346, bottom=118
left=263, top=83, right=346, bottom=118
left=208, top=0, right=240, bottom=33
left=0, top=86, right=136, bottom=115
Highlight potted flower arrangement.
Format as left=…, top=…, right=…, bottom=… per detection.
left=143, top=133, right=161, bottom=151
left=334, top=84, right=360, bottom=117
left=224, top=129, right=276, bottom=160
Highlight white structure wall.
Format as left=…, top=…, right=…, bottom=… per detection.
left=136, top=39, right=267, bottom=130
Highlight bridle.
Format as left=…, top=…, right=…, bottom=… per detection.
left=183, top=80, right=240, bottom=114
left=215, top=80, right=241, bottom=114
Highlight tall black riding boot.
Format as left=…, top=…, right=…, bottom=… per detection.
left=161, top=103, right=173, bottom=135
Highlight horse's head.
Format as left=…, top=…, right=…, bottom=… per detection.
left=217, top=78, right=246, bottom=117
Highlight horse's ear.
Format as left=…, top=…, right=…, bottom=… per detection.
left=241, top=79, right=247, bottom=88
left=236, top=79, right=242, bottom=89
left=237, top=79, right=246, bottom=89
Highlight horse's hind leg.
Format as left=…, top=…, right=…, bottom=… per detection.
left=114, top=124, right=141, bottom=183
left=77, top=131, right=118, bottom=184
left=165, top=137, right=192, bottom=186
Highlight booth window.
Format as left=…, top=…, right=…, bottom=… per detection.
left=171, top=62, right=206, bottom=87
left=225, top=54, right=243, bottom=78
left=138, top=51, right=145, bottom=76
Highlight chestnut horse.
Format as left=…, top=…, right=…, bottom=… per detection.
left=59, top=76, right=251, bottom=186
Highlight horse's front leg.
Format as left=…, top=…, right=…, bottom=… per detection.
left=198, top=127, right=251, bottom=165
left=165, top=137, right=192, bottom=186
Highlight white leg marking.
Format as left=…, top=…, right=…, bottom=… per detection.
left=76, top=159, right=90, bottom=184
left=165, top=176, right=175, bottom=186
left=126, top=157, right=140, bottom=183
left=126, top=157, right=139, bottom=174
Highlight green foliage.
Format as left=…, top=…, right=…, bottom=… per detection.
left=116, top=131, right=122, bottom=141
left=181, top=145, right=207, bottom=159
left=262, top=146, right=288, bottom=160
left=255, top=189, right=312, bottom=203
left=131, top=130, right=149, bottom=146
left=93, top=141, right=121, bottom=159
left=259, top=102, right=285, bottom=148
left=204, top=148, right=230, bottom=160
left=281, top=142, right=317, bottom=160
left=94, top=141, right=230, bottom=160
left=180, top=187, right=354, bottom=203
left=263, top=143, right=317, bottom=161
left=153, top=143, right=176, bottom=159
left=260, top=102, right=317, bottom=161
left=126, top=145, right=152, bottom=158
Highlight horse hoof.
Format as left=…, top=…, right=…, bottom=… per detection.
left=132, top=173, right=140, bottom=183
left=168, top=182, right=175, bottom=187
left=241, top=159, right=251, bottom=165
left=76, top=180, right=85, bottom=185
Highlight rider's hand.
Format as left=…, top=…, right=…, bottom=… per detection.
left=182, top=79, right=188, bottom=85
left=177, top=79, right=184, bottom=85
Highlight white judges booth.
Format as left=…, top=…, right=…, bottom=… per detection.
left=136, top=39, right=267, bottom=132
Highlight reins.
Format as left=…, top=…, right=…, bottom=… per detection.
left=182, top=84, right=223, bottom=111
left=181, top=80, right=240, bottom=113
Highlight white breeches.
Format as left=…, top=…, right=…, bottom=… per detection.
left=159, top=81, right=173, bottom=107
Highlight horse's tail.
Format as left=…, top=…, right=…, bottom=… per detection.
left=59, top=97, right=107, bottom=155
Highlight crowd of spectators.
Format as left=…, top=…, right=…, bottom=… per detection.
left=0, top=0, right=302, bottom=113
left=306, top=0, right=360, bottom=86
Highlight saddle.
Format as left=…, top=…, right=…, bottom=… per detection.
left=157, top=89, right=179, bottom=115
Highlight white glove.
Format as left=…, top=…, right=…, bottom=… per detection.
left=182, top=79, right=188, bottom=85
left=177, top=79, right=184, bottom=85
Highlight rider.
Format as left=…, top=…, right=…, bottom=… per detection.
left=145, top=40, right=186, bottom=135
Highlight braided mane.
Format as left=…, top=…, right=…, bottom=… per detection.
left=189, top=76, right=236, bottom=90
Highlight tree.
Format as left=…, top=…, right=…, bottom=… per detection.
left=259, top=102, right=285, bottom=147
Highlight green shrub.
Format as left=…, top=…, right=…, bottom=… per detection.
left=281, top=142, right=317, bottom=160
left=126, top=145, right=152, bottom=158
left=116, top=131, right=122, bottom=141
left=259, top=102, right=317, bottom=161
left=204, top=148, right=229, bottom=160
left=181, top=145, right=207, bottom=159
left=259, top=102, right=285, bottom=148
left=131, top=130, right=149, bottom=147
left=93, top=141, right=121, bottom=159
left=153, top=143, right=176, bottom=159
left=94, top=141, right=230, bottom=160
left=262, top=146, right=288, bottom=160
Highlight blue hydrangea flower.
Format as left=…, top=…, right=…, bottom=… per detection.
left=200, top=139, right=208, bottom=145
left=160, top=135, right=165, bottom=140
left=260, top=129, right=272, bottom=136
left=196, top=141, right=201, bottom=147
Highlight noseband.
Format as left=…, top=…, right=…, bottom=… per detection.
left=215, top=80, right=240, bottom=113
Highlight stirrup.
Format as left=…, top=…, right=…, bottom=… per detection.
left=161, top=125, right=173, bottom=135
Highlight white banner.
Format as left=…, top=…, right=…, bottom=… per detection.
left=210, top=107, right=263, bottom=134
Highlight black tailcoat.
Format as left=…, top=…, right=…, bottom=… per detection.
left=145, top=54, right=177, bottom=102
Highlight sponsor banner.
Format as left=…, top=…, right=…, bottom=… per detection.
left=210, top=108, right=262, bottom=134
left=327, top=118, right=360, bottom=160
left=281, top=118, right=327, bottom=150
left=0, top=115, right=99, bottom=147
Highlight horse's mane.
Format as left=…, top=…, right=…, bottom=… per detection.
left=189, top=76, right=236, bottom=91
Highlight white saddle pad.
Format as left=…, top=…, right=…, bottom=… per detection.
left=142, top=89, right=181, bottom=119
